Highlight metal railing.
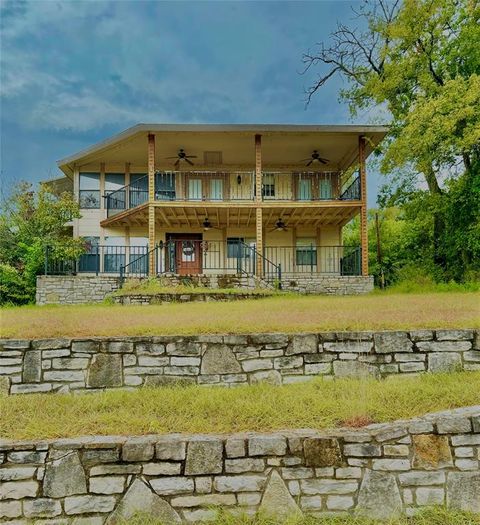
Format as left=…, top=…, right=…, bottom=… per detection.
left=263, top=245, right=362, bottom=276
left=340, top=173, right=361, bottom=200
left=117, top=240, right=282, bottom=287
left=46, top=243, right=360, bottom=278
left=103, top=170, right=361, bottom=216
left=45, top=245, right=148, bottom=275
left=105, top=175, right=149, bottom=217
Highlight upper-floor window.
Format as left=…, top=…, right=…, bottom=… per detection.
left=319, top=178, right=333, bottom=199
left=262, top=174, right=275, bottom=198
left=105, top=173, right=125, bottom=210
left=79, top=173, right=100, bottom=208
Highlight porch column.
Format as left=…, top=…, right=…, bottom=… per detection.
left=255, top=134, right=263, bottom=276
left=148, top=133, right=156, bottom=276
left=359, top=136, right=369, bottom=276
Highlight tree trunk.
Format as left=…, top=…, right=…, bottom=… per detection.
left=423, top=166, right=446, bottom=271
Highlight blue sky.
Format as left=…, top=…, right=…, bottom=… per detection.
left=0, top=0, right=388, bottom=205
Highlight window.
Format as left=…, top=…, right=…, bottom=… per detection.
left=320, top=178, right=333, bottom=199
left=298, top=179, right=312, bottom=200
left=296, top=239, right=317, bottom=267
left=262, top=174, right=275, bottom=198
left=155, top=172, right=176, bottom=201
left=105, top=173, right=125, bottom=210
left=227, top=237, right=246, bottom=258
left=188, top=179, right=202, bottom=200
left=129, top=173, right=148, bottom=207
left=104, top=237, right=126, bottom=273
left=210, top=179, right=223, bottom=200
left=79, top=173, right=100, bottom=208
left=78, top=236, right=100, bottom=272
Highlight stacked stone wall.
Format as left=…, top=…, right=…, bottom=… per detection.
left=0, top=407, right=479, bottom=523
left=36, top=276, right=119, bottom=305
left=0, top=330, right=478, bottom=395
left=35, top=275, right=374, bottom=305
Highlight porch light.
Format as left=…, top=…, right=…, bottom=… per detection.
left=237, top=175, right=242, bottom=185
left=203, top=218, right=212, bottom=231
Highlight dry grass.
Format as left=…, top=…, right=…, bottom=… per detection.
left=120, top=507, right=479, bottom=525
left=1, top=372, right=479, bottom=441
left=1, top=292, right=478, bottom=339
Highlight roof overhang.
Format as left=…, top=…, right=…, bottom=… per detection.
left=58, top=123, right=389, bottom=176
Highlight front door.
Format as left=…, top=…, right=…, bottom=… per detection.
left=167, top=233, right=202, bottom=275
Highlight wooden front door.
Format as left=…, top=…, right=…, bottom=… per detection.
left=167, top=234, right=202, bottom=275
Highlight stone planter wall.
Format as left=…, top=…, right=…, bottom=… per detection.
left=112, top=292, right=270, bottom=305
left=0, top=330, right=478, bottom=395
left=0, top=407, right=479, bottom=523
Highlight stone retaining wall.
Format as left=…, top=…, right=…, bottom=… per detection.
left=0, top=330, right=478, bottom=395
left=35, top=275, right=374, bottom=305
left=280, top=275, right=374, bottom=294
left=0, top=406, right=479, bottom=523
left=112, top=292, right=270, bottom=305
left=36, top=276, right=120, bottom=306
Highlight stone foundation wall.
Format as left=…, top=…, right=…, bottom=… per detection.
left=0, top=407, right=479, bottom=523
left=0, top=330, right=478, bottom=395
left=280, top=275, right=374, bottom=294
left=36, top=276, right=120, bottom=306
left=36, top=274, right=374, bottom=305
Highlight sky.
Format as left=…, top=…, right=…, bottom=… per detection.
left=0, top=0, right=389, bottom=206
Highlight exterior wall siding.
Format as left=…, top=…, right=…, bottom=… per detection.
left=0, top=406, right=479, bottom=522
left=1, top=330, right=477, bottom=395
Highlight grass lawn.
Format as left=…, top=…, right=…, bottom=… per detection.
left=120, top=507, right=479, bottom=525
left=1, top=292, right=478, bottom=339
left=1, top=372, right=479, bottom=441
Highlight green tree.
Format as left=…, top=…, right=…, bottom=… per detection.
left=304, top=0, right=480, bottom=276
left=0, top=183, right=84, bottom=304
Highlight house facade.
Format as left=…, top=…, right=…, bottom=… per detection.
left=53, top=124, right=387, bottom=292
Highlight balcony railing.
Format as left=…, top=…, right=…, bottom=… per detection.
left=104, top=171, right=362, bottom=217
left=45, top=242, right=361, bottom=279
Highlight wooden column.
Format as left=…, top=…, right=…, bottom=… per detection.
left=125, top=162, right=130, bottom=208
left=254, top=134, right=263, bottom=276
left=359, top=136, right=369, bottom=276
left=100, top=162, right=105, bottom=211
left=148, top=134, right=156, bottom=276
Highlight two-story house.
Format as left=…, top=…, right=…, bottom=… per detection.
left=54, top=124, right=387, bottom=293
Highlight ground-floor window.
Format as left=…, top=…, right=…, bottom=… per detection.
left=296, top=238, right=317, bottom=266
left=104, top=237, right=126, bottom=272
left=78, top=236, right=100, bottom=272
left=227, top=237, right=246, bottom=258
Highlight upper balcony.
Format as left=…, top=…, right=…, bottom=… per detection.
left=105, top=170, right=361, bottom=217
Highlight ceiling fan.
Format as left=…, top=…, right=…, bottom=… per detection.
left=165, top=149, right=197, bottom=168
left=202, top=217, right=221, bottom=231
left=300, top=150, right=329, bottom=166
left=269, top=217, right=289, bottom=232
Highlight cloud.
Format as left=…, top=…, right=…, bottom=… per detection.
left=2, top=1, right=380, bottom=192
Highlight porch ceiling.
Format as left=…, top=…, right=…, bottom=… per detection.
left=100, top=203, right=360, bottom=229
left=59, top=124, right=388, bottom=175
